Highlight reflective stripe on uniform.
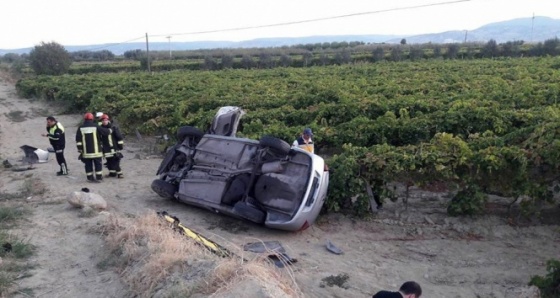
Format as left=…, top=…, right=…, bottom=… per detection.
left=80, top=126, right=101, bottom=157
left=82, top=152, right=103, bottom=158
left=48, top=122, right=64, bottom=141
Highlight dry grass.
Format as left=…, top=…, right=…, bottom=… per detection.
left=0, top=177, right=47, bottom=202
left=0, top=176, right=38, bottom=296
left=202, top=256, right=303, bottom=298
left=101, top=212, right=302, bottom=297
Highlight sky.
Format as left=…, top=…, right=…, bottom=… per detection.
left=1, top=0, right=559, bottom=49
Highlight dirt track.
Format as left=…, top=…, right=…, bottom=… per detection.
left=0, top=75, right=558, bottom=297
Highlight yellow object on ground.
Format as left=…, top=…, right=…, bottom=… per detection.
left=158, top=211, right=233, bottom=258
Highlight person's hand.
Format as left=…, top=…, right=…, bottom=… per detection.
left=41, top=133, right=47, bottom=137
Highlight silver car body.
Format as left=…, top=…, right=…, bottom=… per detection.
left=152, top=107, right=329, bottom=231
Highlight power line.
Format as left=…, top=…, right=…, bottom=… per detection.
left=86, top=0, right=471, bottom=52
left=151, top=0, right=471, bottom=39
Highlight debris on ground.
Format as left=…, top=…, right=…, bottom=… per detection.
left=326, top=239, right=343, bottom=255
left=3, top=159, right=12, bottom=168
left=158, top=211, right=233, bottom=258
left=243, top=240, right=298, bottom=268
left=243, top=241, right=286, bottom=254
left=267, top=253, right=298, bottom=268
left=320, top=273, right=350, bottom=289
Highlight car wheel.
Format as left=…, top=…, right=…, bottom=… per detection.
left=259, top=136, right=291, bottom=156
left=151, top=179, right=178, bottom=199
left=177, top=126, right=204, bottom=143
left=233, top=201, right=266, bottom=224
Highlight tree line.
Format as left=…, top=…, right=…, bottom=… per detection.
left=1, top=38, right=559, bottom=76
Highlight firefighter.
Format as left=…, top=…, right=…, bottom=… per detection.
left=99, top=114, right=124, bottom=178
left=41, top=116, right=67, bottom=175
left=95, top=112, right=104, bottom=126
left=76, top=112, right=111, bottom=182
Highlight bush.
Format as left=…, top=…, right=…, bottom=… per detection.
left=29, top=41, right=72, bottom=75
left=529, top=259, right=560, bottom=298
left=447, top=185, right=487, bottom=216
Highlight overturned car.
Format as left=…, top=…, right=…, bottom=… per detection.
left=151, top=107, right=329, bottom=231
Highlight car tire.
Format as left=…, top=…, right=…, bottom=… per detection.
left=259, top=136, right=291, bottom=156
left=233, top=201, right=266, bottom=224
left=151, top=179, right=177, bottom=199
left=177, top=126, right=204, bottom=143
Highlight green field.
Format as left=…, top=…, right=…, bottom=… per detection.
left=16, top=56, right=560, bottom=214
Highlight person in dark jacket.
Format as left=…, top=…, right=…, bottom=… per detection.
left=76, top=112, right=111, bottom=182
left=292, top=127, right=314, bottom=153
left=42, top=116, right=67, bottom=175
left=99, top=114, right=124, bottom=178
left=372, top=281, right=422, bottom=298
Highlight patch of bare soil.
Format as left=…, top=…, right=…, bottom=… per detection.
left=0, top=74, right=558, bottom=298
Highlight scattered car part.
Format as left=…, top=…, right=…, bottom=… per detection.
left=157, top=211, right=233, bottom=258
left=20, top=145, right=49, bottom=164
left=326, top=240, right=343, bottom=255
left=267, top=253, right=298, bottom=268
left=243, top=241, right=286, bottom=254
left=243, top=241, right=297, bottom=268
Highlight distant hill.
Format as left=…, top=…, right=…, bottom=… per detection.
left=388, top=16, right=560, bottom=44
left=1, top=16, right=558, bottom=56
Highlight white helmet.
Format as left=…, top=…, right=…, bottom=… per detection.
left=95, top=112, right=104, bottom=118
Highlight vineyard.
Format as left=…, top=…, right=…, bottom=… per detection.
left=15, top=57, right=560, bottom=215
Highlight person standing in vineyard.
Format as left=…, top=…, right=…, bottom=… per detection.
left=293, top=127, right=314, bottom=154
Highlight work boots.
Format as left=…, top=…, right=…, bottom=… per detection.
left=56, top=163, right=68, bottom=176
left=87, top=176, right=100, bottom=183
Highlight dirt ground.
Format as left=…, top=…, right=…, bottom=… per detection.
left=0, top=75, right=558, bottom=298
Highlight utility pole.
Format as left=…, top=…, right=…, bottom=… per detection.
left=145, top=32, right=151, bottom=73
left=166, top=36, right=172, bottom=59
left=464, top=30, right=468, bottom=43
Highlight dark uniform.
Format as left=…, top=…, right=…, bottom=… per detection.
left=45, top=116, right=67, bottom=175
left=373, top=281, right=422, bottom=298
left=100, top=117, right=124, bottom=178
left=76, top=113, right=111, bottom=182
left=372, top=291, right=404, bottom=298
